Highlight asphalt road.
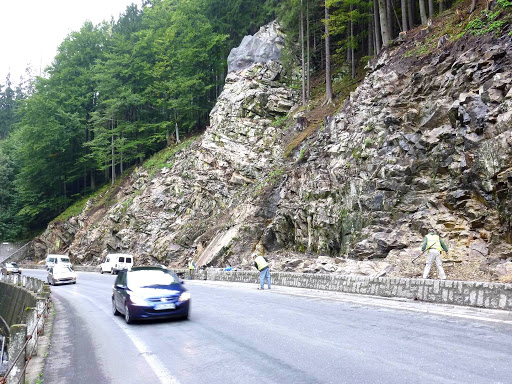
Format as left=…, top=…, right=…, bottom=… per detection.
left=23, top=269, right=512, bottom=384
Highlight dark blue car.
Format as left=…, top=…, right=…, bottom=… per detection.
left=112, top=266, right=190, bottom=323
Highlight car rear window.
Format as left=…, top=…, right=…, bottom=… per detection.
left=126, top=258, right=132, bottom=263
left=60, top=257, right=71, bottom=263
left=127, top=270, right=179, bottom=289
left=119, top=257, right=125, bottom=262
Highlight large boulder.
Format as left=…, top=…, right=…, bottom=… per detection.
left=227, top=21, right=284, bottom=73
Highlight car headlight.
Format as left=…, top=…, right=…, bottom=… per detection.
left=178, top=291, right=191, bottom=302
left=129, top=294, right=147, bottom=305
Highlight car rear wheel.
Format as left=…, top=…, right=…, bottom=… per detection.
left=112, top=299, right=120, bottom=316
left=111, top=268, right=115, bottom=275
left=124, top=304, right=133, bottom=324
left=100, top=268, right=104, bottom=274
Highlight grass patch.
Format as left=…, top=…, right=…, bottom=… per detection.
left=465, top=3, right=512, bottom=36
left=53, top=184, right=110, bottom=222
left=143, top=136, right=198, bottom=177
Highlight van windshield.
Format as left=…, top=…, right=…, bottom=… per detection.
left=60, top=258, right=71, bottom=263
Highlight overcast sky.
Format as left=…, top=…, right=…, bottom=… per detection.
left=1, top=0, right=139, bottom=84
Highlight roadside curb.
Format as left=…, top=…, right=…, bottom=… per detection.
left=190, top=279, right=512, bottom=325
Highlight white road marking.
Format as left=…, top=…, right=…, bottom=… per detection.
left=68, top=290, right=180, bottom=384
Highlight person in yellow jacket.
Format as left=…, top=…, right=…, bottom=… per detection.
left=253, top=255, right=271, bottom=290
left=187, top=257, right=196, bottom=280
left=421, top=231, right=448, bottom=280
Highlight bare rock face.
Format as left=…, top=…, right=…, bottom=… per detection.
left=227, top=21, right=284, bottom=73
left=262, top=35, right=512, bottom=281
left=35, top=22, right=298, bottom=269
left=35, top=28, right=512, bottom=282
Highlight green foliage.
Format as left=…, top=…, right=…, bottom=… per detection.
left=53, top=194, right=93, bottom=223
left=254, top=167, right=285, bottom=195
left=143, top=136, right=197, bottom=177
left=466, top=5, right=512, bottom=36
left=497, top=0, right=512, bottom=7
left=271, top=114, right=289, bottom=127
left=0, top=0, right=275, bottom=238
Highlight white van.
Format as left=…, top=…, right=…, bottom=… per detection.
left=99, top=253, right=134, bottom=274
left=46, top=254, right=72, bottom=270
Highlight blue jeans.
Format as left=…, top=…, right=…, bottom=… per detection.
left=259, top=267, right=271, bottom=289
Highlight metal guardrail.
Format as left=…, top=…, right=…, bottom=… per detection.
left=0, top=242, right=32, bottom=265
left=0, top=274, right=51, bottom=384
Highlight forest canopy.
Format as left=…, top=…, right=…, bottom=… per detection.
left=1, top=0, right=506, bottom=240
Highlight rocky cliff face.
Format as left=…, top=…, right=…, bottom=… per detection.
left=35, top=24, right=512, bottom=282
left=35, top=23, right=298, bottom=270
left=266, top=32, right=512, bottom=281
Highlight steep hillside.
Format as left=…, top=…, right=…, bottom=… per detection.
left=34, top=13, right=512, bottom=282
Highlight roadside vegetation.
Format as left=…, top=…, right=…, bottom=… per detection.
left=1, top=0, right=510, bottom=240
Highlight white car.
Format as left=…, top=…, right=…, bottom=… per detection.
left=99, top=253, right=134, bottom=274
left=46, top=254, right=72, bottom=270
left=47, top=266, right=77, bottom=285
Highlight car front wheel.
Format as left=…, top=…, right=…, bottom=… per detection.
left=124, top=304, right=133, bottom=324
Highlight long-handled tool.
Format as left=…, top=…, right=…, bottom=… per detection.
left=412, top=249, right=427, bottom=264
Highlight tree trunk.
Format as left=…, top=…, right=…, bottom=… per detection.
left=408, top=0, right=415, bottom=29
left=428, top=0, right=434, bottom=19
left=378, top=0, right=390, bottom=47
left=368, top=12, right=374, bottom=57
left=111, top=132, right=116, bottom=186
left=470, top=0, right=478, bottom=13
left=120, top=132, right=124, bottom=176
left=175, top=110, right=181, bottom=143
left=350, top=5, right=355, bottom=79
left=306, top=0, right=311, bottom=100
left=90, top=170, right=95, bottom=190
left=439, top=0, right=444, bottom=12
left=401, top=0, right=408, bottom=31
left=301, top=0, right=306, bottom=106
left=324, top=4, right=333, bottom=104
left=419, top=0, right=428, bottom=24
left=386, top=0, right=393, bottom=38
left=374, top=0, right=382, bottom=54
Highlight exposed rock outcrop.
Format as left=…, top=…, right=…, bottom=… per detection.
left=227, top=21, right=284, bottom=73
left=35, top=22, right=298, bottom=270
left=35, top=24, right=512, bottom=282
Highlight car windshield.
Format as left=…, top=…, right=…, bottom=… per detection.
left=127, top=270, right=179, bottom=289
left=11, top=263, right=18, bottom=267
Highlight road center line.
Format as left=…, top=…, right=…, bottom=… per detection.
left=68, top=290, right=180, bottom=384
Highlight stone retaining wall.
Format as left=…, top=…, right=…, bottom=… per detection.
left=19, top=265, right=512, bottom=310
left=177, top=269, right=512, bottom=311
left=0, top=274, right=50, bottom=383
left=0, top=280, right=38, bottom=329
